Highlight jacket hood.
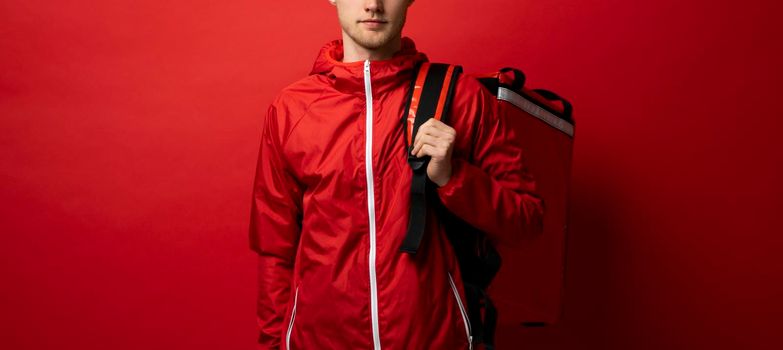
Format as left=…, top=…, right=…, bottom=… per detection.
left=309, top=37, right=429, bottom=94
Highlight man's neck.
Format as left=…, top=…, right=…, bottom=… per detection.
left=341, top=32, right=402, bottom=63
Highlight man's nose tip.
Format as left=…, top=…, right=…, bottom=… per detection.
left=364, top=0, right=384, bottom=12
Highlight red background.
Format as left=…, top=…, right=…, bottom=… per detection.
left=1, top=0, right=781, bottom=349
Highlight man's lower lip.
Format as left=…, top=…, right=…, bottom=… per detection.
left=362, top=21, right=386, bottom=28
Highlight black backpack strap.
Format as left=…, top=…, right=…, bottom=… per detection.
left=399, top=62, right=462, bottom=255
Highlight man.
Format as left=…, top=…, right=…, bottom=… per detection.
left=249, top=0, right=544, bottom=349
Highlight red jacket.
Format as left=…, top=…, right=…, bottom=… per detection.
left=249, top=37, right=543, bottom=350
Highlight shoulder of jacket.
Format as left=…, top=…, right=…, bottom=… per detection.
left=269, top=75, right=329, bottom=118
left=445, top=72, right=495, bottom=121
left=275, top=74, right=327, bottom=104
left=446, top=71, right=499, bottom=151
left=264, top=75, right=327, bottom=146
left=453, top=72, right=493, bottom=98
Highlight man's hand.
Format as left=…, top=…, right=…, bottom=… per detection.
left=410, top=118, right=456, bottom=187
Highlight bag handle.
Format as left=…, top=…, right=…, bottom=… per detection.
left=499, top=67, right=526, bottom=91
left=532, top=88, right=574, bottom=121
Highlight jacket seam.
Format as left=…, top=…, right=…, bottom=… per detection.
left=275, top=85, right=329, bottom=184
left=280, top=86, right=329, bottom=151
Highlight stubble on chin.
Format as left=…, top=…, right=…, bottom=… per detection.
left=351, top=33, right=389, bottom=50
left=344, top=16, right=405, bottom=51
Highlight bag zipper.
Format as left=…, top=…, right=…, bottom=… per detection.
left=448, top=272, right=473, bottom=350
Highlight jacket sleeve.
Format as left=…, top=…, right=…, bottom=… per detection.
left=249, top=102, right=304, bottom=349
left=436, top=78, right=544, bottom=247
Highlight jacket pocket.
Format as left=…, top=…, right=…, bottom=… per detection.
left=285, top=284, right=300, bottom=350
left=448, top=271, right=473, bottom=350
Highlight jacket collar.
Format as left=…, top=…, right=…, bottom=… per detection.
left=309, top=37, right=429, bottom=95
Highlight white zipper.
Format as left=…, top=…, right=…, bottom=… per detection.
left=448, top=272, right=473, bottom=350
left=364, top=59, right=382, bottom=350
left=285, top=285, right=299, bottom=350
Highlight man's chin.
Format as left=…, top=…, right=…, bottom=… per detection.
left=349, top=31, right=394, bottom=50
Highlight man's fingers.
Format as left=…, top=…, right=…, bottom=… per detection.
left=420, top=118, right=456, bottom=135
left=413, top=120, right=455, bottom=146
left=412, top=132, right=442, bottom=155
left=415, top=143, right=450, bottom=159
left=411, top=118, right=457, bottom=156
left=415, top=143, right=434, bottom=158
left=416, top=127, right=453, bottom=142
left=413, top=139, right=450, bottom=158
